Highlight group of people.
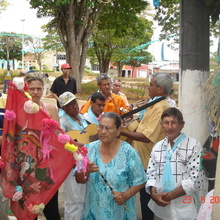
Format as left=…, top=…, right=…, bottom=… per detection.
left=0, top=62, right=209, bottom=220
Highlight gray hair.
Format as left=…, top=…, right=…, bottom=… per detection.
left=100, top=112, right=121, bottom=128
left=96, top=73, right=112, bottom=85
left=152, top=72, right=174, bottom=95
left=113, top=78, right=122, bottom=83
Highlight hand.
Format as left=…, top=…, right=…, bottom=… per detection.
left=87, top=161, right=99, bottom=173
left=76, top=142, right=84, bottom=148
left=112, top=191, right=127, bottom=206
left=162, top=192, right=173, bottom=202
left=133, top=99, right=146, bottom=108
left=128, top=104, right=133, bottom=111
left=151, top=192, right=171, bottom=207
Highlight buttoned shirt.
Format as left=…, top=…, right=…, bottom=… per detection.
left=50, top=75, right=77, bottom=108
left=132, top=99, right=169, bottom=169
left=146, top=135, right=207, bottom=220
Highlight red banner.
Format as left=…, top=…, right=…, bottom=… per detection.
left=1, top=82, right=75, bottom=220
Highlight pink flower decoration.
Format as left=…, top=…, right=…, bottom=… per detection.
left=27, top=204, right=35, bottom=214
left=58, top=133, right=70, bottom=144
left=97, top=112, right=104, bottom=121
left=42, top=118, right=59, bottom=131
left=78, top=146, right=88, bottom=156
left=27, top=203, right=45, bottom=214
left=5, top=110, right=16, bottom=120
left=40, top=119, right=59, bottom=161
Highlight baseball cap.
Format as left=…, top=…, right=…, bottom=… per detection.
left=58, top=92, right=78, bottom=107
left=61, top=63, right=72, bottom=69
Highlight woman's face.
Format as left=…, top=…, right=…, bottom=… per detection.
left=27, top=80, right=43, bottom=103
left=98, top=117, right=120, bottom=144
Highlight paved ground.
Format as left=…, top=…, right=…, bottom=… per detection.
left=9, top=184, right=142, bottom=220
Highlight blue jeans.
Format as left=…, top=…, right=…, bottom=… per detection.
left=3, top=80, right=11, bottom=93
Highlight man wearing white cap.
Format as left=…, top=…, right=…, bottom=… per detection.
left=50, top=63, right=77, bottom=117
left=58, top=91, right=88, bottom=220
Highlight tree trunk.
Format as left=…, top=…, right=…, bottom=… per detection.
left=99, top=58, right=110, bottom=73
left=66, top=43, right=81, bottom=93
left=179, top=0, right=209, bottom=146
left=7, top=47, right=9, bottom=66
left=95, top=42, right=112, bottom=74
left=58, top=2, right=104, bottom=93
left=117, top=62, right=123, bottom=77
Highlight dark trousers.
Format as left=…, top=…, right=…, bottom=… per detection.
left=140, top=186, right=154, bottom=220
left=3, top=80, right=11, bottom=94
left=35, top=191, right=61, bottom=220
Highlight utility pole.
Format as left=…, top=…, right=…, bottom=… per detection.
left=21, top=19, right=25, bottom=70
left=179, top=0, right=209, bottom=145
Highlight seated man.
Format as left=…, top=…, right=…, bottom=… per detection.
left=58, top=92, right=89, bottom=220
left=80, top=73, right=128, bottom=116
left=146, top=107, right=207, bottom=220
left=83, top=92, right=106, bottom=125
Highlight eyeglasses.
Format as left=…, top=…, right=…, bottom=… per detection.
left=97, top=125, right=116, bottom=132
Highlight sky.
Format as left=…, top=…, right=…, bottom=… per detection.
left=0, top=0, right=50, bottom=37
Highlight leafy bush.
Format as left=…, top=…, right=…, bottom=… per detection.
left=81, top=81, right=98, bottom=95
left=84, top=67, right=99, bottom=76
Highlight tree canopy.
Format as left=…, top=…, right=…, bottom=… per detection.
left=152, top=0, right=220, bottom=63
left=0, top=0, right=9, bottom=14
left=29, top=0, right=148, bottom=91
left=154, top=0, right=220, bottom=41
left=0, top=32, right=23, bottom=65
left=88, top=15, right=153, bottom=75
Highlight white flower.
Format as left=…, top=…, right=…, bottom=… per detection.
left=24, top=100, right=40, bottom=114
left=13, top=77, right=24, bottom=90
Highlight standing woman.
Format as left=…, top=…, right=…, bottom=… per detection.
left=24, top=73, right=61, bottom=220
left=76, top=112, right=146, bottom=220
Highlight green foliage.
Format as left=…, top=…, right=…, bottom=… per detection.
left=41, top=25, right=64, bottom=52
left=29, top=0, right=154, bottom=90
left=88, top=12, right=154, bottom=72
left=0, top=0, right=10, bottom=13
left=203, top=0, right=220, bottom=25
left=154, top=0, right=220, bottom=51
left=81, top=81, right=98, bottom=95
left=84, top=66, right=98, bottom=75
left=0, top=32, right=23, bottom=62
left=154, top=0, right=180, bottom=46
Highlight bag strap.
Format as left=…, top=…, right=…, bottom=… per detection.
left=121, top=96, right=166, bottom=120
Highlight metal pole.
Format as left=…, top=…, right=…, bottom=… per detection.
left=21, top=19, right=25, bottom=70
